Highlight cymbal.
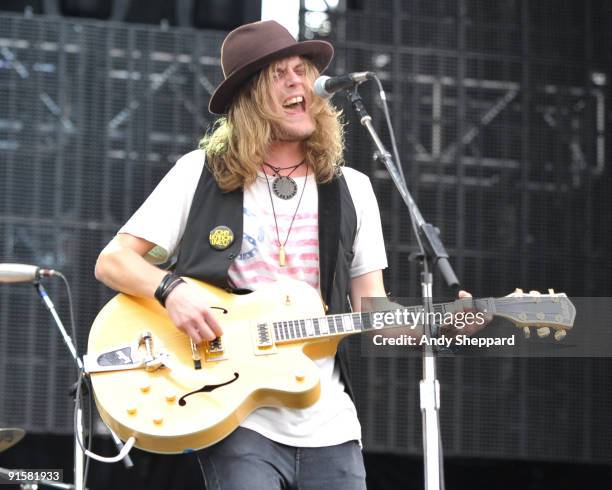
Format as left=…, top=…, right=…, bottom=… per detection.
left=0, top=428, right=25, bottom=453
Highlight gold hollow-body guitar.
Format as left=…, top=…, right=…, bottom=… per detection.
left=86, top=278, right=575, bottom=454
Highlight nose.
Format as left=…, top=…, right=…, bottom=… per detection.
left=285, top=68, right=302, bottom=86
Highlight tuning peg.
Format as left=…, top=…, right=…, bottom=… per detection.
left=537, top=327, right=551, bottom=338
left=548, top=288, right=555, bottom=295
left=523, top=327, right=530, bottom=339
left=515, top=288, right=524, bottom=295
left=530, top=291, right=542, bottom=303
left=554, top=330, right=566, bottom=341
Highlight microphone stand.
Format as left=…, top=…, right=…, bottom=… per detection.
left=34, top=282, right=82, bottom=490
left=345, top=85, right=460, bottom=490
left=33, top=281, right=134, bottom=490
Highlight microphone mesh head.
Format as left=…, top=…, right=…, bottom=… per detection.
left=313, top=75, right=332, bottom=99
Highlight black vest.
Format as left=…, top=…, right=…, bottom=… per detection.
left=175, top=164, right=358, bottom=398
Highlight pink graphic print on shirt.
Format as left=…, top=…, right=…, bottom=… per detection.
left=228, top=207, right=320, bottom=291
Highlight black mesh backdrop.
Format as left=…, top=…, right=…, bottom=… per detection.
left=303, top=0, right=612, bottom=463
left=0, top=0, right=610, bottom=465
left=0, top=13, right=225, bottom=434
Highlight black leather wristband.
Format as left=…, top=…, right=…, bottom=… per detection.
left=162, top=276, right=185, bottom=305
left=154, top=272, right=185, bottom=307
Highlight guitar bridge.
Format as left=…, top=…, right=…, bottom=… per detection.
left=204, top=337, right=227, bottom=362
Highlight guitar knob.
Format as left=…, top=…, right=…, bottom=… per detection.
left=153, top=414, right=164, bottom=425
left=165, top=392, right=177, bottom=403
left=126, top=405, right=137, bottom=416
left=522, top=327, right=530, bottom=339
left=554, top=330, right=567, bottom=341
left=294, top=371, right=306, bottom=382
left=140, top=383, right=151, bottom=393
left=537, top=327, right=551, bottom=338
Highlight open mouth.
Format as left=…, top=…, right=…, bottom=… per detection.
left=282, top=95, right=306, bottom=113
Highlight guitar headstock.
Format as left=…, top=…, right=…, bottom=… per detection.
left=493, top=288, right=576, bottom=341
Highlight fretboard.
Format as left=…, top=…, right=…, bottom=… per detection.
left=271, top=301, right=461, bottom=343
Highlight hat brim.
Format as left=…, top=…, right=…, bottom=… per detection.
left=208, top=40, right=334, bottom=115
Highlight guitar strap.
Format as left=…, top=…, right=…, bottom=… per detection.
left=175, top=157, right=358, bottom=399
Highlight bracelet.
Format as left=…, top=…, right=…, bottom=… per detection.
left=162, top=277, right=185, bottom=304
left=154, top=272, right=185, bottom=307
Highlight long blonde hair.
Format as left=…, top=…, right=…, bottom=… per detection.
left=200, top=58, right=345, bottom=192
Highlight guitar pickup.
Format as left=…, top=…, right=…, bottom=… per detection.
left=256, top=323, right=273, bottom=348
left=251, top=323, right=277, bottom=356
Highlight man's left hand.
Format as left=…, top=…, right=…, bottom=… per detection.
left=442, top=290, right=491, bottom=337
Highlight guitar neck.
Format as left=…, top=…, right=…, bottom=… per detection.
left=269, top=291, right=575, bottom=344
left=272, top=299, right=465, bottom=344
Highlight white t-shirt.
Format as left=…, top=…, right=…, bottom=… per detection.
left=119, top=149, right=388, bottom=447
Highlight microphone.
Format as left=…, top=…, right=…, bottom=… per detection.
left=0, top=263, right=57, bottom=284
left=314, top=71, right=375, bottom=99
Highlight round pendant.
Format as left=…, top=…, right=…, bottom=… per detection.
left=272, top=176, right=298, bottom=200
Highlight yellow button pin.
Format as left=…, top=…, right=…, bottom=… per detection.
left=209, top=226, right=235, bottom=250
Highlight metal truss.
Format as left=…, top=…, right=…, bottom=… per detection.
left=394, top=74, right=607, bottom=191
left=0, top=25, right=222, bottom=165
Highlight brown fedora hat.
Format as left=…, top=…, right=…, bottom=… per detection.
left=208, top=20, right=334, bottom=115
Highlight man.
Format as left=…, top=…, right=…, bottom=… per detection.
left=95, top=20, right=469, bottom=489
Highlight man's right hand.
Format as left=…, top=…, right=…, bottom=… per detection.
left=95, top=234, right=223, bottom=344
left=164, top=282, right=223, bottom=344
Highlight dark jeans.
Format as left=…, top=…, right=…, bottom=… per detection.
left=196, top=427, right=367, bottom=490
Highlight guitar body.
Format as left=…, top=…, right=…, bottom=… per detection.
left=87, top=278, right=337, bottom=454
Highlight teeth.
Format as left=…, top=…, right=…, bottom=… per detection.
left=283, top=96, right=304, bottom=107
